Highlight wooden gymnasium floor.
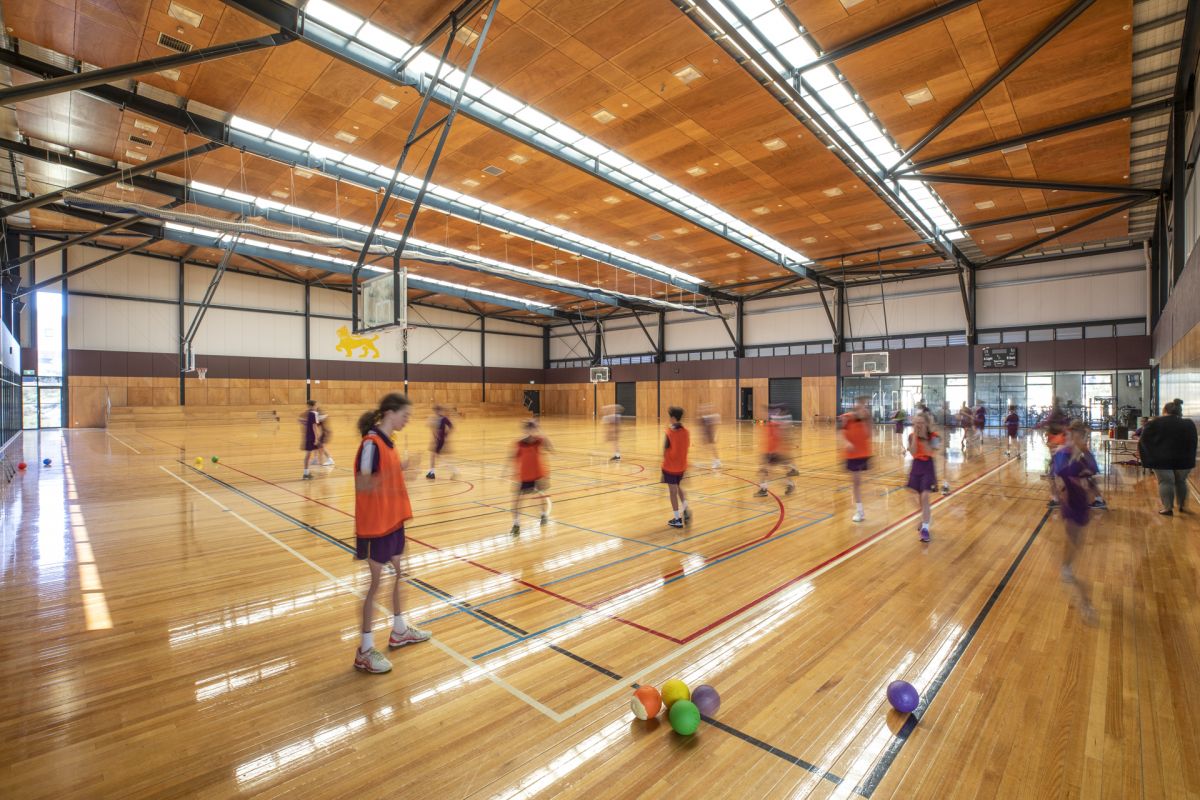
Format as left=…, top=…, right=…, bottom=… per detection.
left=2, top=413, right=1199, bottom=799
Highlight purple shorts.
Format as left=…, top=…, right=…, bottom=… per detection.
left=1059, top=502, right=1090, bottom=527
left=661, top=470, right=684, bottom=485
left=907, top=459, right=937, bottom=493
left=1006, top=426, right=1019, bottom=438
left=432, top=437, right=446, bottom=454
left=356, top=527, right=406, bottom=563
left=846, top=457, right=870, bottom=472
left=764, top=453, right=785, bottom=465
left=518, top=478, right=548, bottom=492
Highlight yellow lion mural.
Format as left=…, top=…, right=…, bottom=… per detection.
left=335, top=325, right=381, bottom=359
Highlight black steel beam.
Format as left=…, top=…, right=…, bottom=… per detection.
left=746, top=276, right=803, bottom=297
left=903, top=98, right=1174, bottom=174
left=980, top=197, right=1146, bottom=265
left=906, top=172, right=1159, bottom=196
left=797, top=0, right=980, bottom=71
left=891, top=0, right=1096, bottom=169
left=397, top=0, right=491, bottom=73
left=0, top=33, right=292, bottom=106
left=945, top=196, right=1141, bottom=232
left=4, top=214, right=147, bottom=269
left=1, top=140, right=219, bottom=218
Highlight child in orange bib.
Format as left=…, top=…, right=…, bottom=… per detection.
left=511, top=418, right=553, bottom=536
left=839, top=395, right=873, bottom=522
left=662, top=406, right=691, bottom=528
left=351, top=393, right=430, bottom=675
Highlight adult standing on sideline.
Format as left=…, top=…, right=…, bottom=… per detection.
left=1138, top=402, right=1198, bottom=515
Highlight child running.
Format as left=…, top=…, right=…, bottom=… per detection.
left=300, top=399, right=322, bottom=480
left=602, top=404, right=624, bottom=461
left=957, top=403, right=974, bottom=453
left=315, top=402, right=334, bottom=467
left=1004, top=405, right=1020, bottom=457
left=511, top=418, right=553, bottom=536
left=839, top=395, right=873, bottom=523
left=907, top=407, right=941, bottom=543
left=699, top=404, right=721, bottom=469
left=755, top=403, right=798, bottom=497
left=1050, top=419, right=1101, bottom=624
left=352, top=392, right=431, bottom=674
left=974, top=403, right=986, bottom=447
left=426, top=404, right=457, bottom=480
left=662, top=406, right=691, bottom=528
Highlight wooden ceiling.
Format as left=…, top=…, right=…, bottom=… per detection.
left=0, top=0, right=1168, bottom=316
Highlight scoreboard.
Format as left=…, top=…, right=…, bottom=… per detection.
left=981, top=346, right=1017, bottom=368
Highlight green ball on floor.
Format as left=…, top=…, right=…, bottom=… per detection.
left=211, top=456, right=219, bottom=463
left=668, top=700, right=700, bottom=735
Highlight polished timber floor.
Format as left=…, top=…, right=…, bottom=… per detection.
left=2, top=414, right=1198, bottom=799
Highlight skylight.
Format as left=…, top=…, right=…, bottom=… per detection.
left=694, top=1, right=966, bottom=249
left=298, top=0, right=812, bottom=273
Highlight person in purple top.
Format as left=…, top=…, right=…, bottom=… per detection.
left=1050, top=419, right=1101, bottom=624
left=1004, top=405, right=1020, bottom=457
left=300, top=399, right=322, bottom=480
left=426, top=404, right=458, bottom=480
left=974, top=404, right=986, bottom=444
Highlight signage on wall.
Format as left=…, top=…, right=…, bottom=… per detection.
left=335, top=326, right=381, bottom=359
left=981, top=346, right=1017, bottom=368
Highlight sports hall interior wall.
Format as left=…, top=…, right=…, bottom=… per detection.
left=1154, top=217, right=1200, bottom=423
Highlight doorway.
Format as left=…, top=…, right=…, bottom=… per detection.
left=22, top=290, right=64, bottom=429
left=768, top=377, right=802, bottom=421
left=523, top=389, right=540, bottom=415
left=615, top=381, right=636, bottom=416
left=740, top=387, right=754, bottom=420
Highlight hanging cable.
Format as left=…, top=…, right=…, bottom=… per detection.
left=876, top=248, right=890, bottom=341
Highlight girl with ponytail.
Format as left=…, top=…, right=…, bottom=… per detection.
left=350, top=392, right=430, bottom=674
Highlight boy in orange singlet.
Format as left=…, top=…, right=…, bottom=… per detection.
left=840, top=395, right=873, bottom=523
left=662, top=406, right=691, bottom=528
left=351, top=393, right=431, bottom=674
left=755, top=403, right=798, bottom=497
left=511, top=419, right=553, bottom=536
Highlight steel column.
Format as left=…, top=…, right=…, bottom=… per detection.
left=178, top=261, right=186, bottom=405
left=304, top=283, right=312, bottom=403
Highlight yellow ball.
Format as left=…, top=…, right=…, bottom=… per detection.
left=661, top=679, right=690, bottom=709
left=194, top=457, right=203, bottom=465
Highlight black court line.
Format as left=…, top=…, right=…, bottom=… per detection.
left=854, top=509, right=1053, bottom=797
left=632, top=509, right=1052, bottom=795
left=179, top=462, right=623, bottom=682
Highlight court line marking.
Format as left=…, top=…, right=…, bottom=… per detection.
left=854, top=509, right=1053, bottom=797
left=159, top=465, right=567, bottom=722
left=105, top=431, right=141, bottom=454
left=550, top=454, right=1020, bottom=722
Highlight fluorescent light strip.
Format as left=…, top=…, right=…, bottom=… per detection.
left=702, top=1, right=967, bottom=243
left=181, top=181, right=712, bottom=312
left=228, top=113, right=702, bottom=286
left=299, top=0, right=810, bottom=269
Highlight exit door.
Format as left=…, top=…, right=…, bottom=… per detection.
left=740, top=387, right=754, bottom=420
left=615, top=382, right=636, bottom=416
left=523, top=389, right=540, bottom=414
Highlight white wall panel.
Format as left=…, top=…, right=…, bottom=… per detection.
left=550, top=328, right=592, bottom=361
left=845, top=275, right=965, bottom=337
left=68, top=248, right=177, bottom=299
left=485, top=333, right=542, bottom=368
left=310, top=315, right=405, bottom=361
left=744, top=296, right=832, bottom=344
left=186, top=308, right=304, bottom=359
left=311, top=285, right=352, bottom=317
left=186, top=265, right=303, bottom=312
left=976, top=251, right=1146, bottom=328
left=69, top=296, right=177, bottom=353
left=663, top=312, right=732, bottom=351
left=602, top=323, right=655, bottom=356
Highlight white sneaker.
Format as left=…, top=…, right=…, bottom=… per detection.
left=852, top=511, right=865, bottom=523
left=322, top=458, right=335, bottom=467
left=388, top=625, right=432, bottom=649
left=354, top=647, right=392, bottom=673
left=712, top=459, right=721, bottom=469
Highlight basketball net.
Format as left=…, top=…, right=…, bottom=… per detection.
left=196, top=367, right=207, bottom=381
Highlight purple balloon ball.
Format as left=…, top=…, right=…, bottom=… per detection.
left=886, top=680, right=919, bottom=713
left=691, top=684, right=721, bottom=716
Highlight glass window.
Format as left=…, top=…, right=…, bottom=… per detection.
left=978, top=332, right=1001, bottom=344
left=1116, top=321, right=1146, bottom=337
left=1002, top=330, right=1026, bottom=343
left=36, top=291, right=64, bottom=378
left=1085, top=324, right=1113, bottom=338
left=1029, top=328, right=1053, bottom=341
left=925, top=335, right=947, bottom=347
left=947, top=334, right=967, bottom=346
left=1057, top=326, right=1082, bottom=340
left=887, top=338, right=905, bottom=349
left=864, top=340, right=882, bottom=351
left=904, top=337, right=923, bottom=348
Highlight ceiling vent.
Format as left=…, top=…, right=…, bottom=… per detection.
left=128, top=134, right=154, bottom=147
left=157, top=33, right=193, bottom=54
left=481, top=165, right=505, bottom=176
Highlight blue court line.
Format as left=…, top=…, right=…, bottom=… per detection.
left=470, top=513, right=833, bottom=660
left=420, top=510, right=775, bottom=626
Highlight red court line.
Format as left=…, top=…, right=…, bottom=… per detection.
left=203, top=458, right=686, bottom=643
left=675, top=455, right=1018, bottom=643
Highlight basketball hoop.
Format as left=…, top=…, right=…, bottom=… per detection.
left=196, top=367, right=207, bottom=381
